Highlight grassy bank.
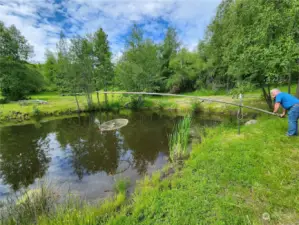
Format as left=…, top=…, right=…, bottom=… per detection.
left=2, top=84, right=297, bottom=124
left=0, top=92, right=239, bottom=125
left=104, top=117, right=298, bottom=225
left=2, top=117, right=298, bottom=224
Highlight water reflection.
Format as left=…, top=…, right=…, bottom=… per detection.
left=0, top=111, right=221, bottom=198
left=0, top=111, right=178, bottom=195
left=0, top=125, right=51, bottom=191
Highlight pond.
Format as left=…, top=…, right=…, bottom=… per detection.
left=0, top=111, right=221, bottom=201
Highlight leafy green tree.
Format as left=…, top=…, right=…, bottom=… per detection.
left=167, top=48, right=204, bottom=93
left=201, top=0, right=299, bottom=108
left=93, top=28, right=114, bottom=105
left=69, top=36, right=95, bottom=109
left=0, top=21, right=44, bottom=100
left=116, top=25, right=162, bottom=92
left=55, top=32, right=71, bottom=94
left=43, top=50, right=58, bottom=90
left=0, top=21, right=33, bottom=61
left=159, top=27, right=180, bottom=91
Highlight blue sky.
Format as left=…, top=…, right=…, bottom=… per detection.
left=0, top=0, right=221, bottom=62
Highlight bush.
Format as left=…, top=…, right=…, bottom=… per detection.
left=32, top=105, right=41, bottom=117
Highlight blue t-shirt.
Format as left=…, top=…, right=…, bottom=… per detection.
left=275, top=92, right=299, bottom=110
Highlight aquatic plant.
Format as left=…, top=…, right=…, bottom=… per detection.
left=169, top=116, right=192, bottom=162
left=114, top=178, right=130, bottom=194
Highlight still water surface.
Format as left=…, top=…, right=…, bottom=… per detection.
left=0, top=111, right=220, bottom=201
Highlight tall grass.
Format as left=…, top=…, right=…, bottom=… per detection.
left=0, top=183, right=59, bottom=225
left=0, top=178, right=131, bottom=225
left=169, top=116, right=192, bottom=162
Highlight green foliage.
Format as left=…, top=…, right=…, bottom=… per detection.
left=200, top=0, right=299, bottom=108
left=114, top=178, right=130, bottom=194
left=190, top=101, right=203, bottom=114
left=93, top=28, right=114, bottom=91
left=159, top=27, right=180, bottom=91
left=116, top=26, right=162, bottom=92
left=167, top=48, right=204, bottom=93
left=43, top=50, right=58, bottom=91
left=0, top=22, right=44, bottom=100
left=32, top=105, right=40, bottom=117
left=229, top=81, right=256, bottom=98
left=169, top=116, right=192, bottom=162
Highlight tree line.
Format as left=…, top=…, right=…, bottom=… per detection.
left=1, top=0, right=299, bottom=109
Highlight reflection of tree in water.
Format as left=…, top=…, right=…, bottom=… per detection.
left=0, top=124, right=51, bottom=191
left=55, top=113, right=120, bottom=180
left=0, top=111, right=177, bottom=190
left=119, top=112, right=174, bottom=174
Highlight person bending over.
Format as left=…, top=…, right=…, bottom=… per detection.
left=271, top=89, right=299, bottom=136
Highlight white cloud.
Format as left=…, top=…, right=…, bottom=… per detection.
left=0, top=0, right=221, bottom=62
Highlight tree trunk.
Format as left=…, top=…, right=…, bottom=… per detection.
left=288, top=73, right=292, bottom=94
left=104, top=85, right=108, bottom=105
left=296, top=76, right=299, bottom=98
left=74, top=94, right=80, bottom=112
left=104, top=93, right=108, bottom=105
left=85, top=90, right=92, bottom=109
left=226, top=76, right=229, bottom=94
left=96, top=91, right=100, bottom=106
left=262, top=86, right=273, bottom=110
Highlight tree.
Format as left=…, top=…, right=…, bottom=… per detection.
left=201, top=0, right=299, bottom=109
left=55, top=32, right=70, bottom=94
left=167, top=48, right=204, bottom=93
left=93, top=28, right=114, bottom=105
left=115, top=25, right=162, bottom=92
left=0, top=21, right=44, bottom=100
left=43, top=50, right=57, bottom=90
left=69, top=36, right=95, bottom=109
left=159, top=27, right=180, bottom=91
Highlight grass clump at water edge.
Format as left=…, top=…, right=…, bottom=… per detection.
left=169, top=116, right=192, bottom=162
left=0, top=183, right=59, bottom=225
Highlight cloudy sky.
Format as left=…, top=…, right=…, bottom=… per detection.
left=0, top=0, right=221, bottom=62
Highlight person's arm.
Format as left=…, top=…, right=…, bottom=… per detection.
left=273, top=102, right=281, bottom=113
left=281, top=108, right=287, bottom=117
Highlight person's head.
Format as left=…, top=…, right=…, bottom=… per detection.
left=271, top=88, right=281, bottom=99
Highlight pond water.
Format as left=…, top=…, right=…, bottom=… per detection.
left=0, top=111, right=220, bottom=201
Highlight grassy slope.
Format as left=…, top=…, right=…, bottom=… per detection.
left=34, top=117, right=298, bottom=225
left=104, top=118, right=298, bottom=225
left=0, top=93, right=131, bottom=123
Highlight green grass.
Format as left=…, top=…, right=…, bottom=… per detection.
left=103, top=117, right=298, bottom=225
left=0, top=83, right=297, bottom=124
left=0, top=182, right=59, bottom=225
left=0, top=178, right=131, bottom=225
left=169, top=116, right=192, bottom=162
left=0, top=92, right=131, bottom=124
